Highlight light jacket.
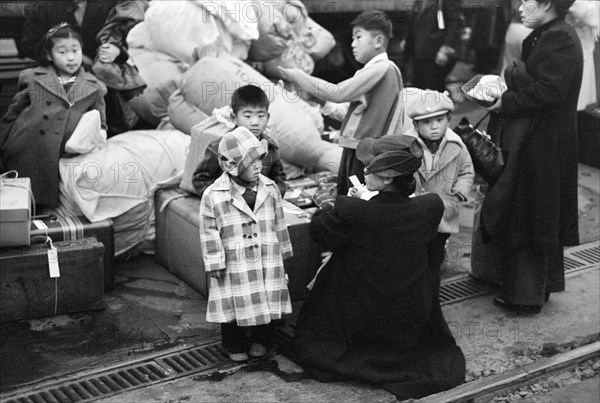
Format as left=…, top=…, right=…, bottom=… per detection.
left=406, top=126, right=474, bottom=233
left=199, top=173, right=292, bottom=326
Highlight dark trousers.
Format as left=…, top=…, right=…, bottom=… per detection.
left=221, top=322, right=275, bottom=353
left=411, top=59, right=456, bottom=92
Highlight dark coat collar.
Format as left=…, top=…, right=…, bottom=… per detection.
left=32, top=65, right=103, bottom=104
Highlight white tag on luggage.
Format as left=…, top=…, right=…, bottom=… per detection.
left=48, top=245, right=60, bottom=278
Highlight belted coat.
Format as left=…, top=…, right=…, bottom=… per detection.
left=199, top=173, right=293, bottom=327
left=0, top=66, right=106, bottom=207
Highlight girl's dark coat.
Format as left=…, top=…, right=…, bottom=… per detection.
left=0, top=66, right=106, bottom=207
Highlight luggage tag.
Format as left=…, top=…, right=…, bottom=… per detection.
left=46, top=237, right=60, bottom=278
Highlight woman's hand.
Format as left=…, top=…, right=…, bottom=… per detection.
left=98, top=43, right=121, bottom=63
left=210, top=269, right=226, bottom=279
left=347, top=186, right=364, bottom=198
left=486, top=96, right=503, bottom=113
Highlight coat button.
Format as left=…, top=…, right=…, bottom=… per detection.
left=247, top=245, right=253, bottom=250
left=46, top=101, right=51, bottom=106
left=230, top=199, right=234, bottom=203
left=39, top=129, right=45, bottom=135
left=254, top=245, right=259, bottom=249
left=43, top=114, right=48, bottom=120
left=253, top=233, right=257, bottom=237
left=242, top=223, right=246, bottom=227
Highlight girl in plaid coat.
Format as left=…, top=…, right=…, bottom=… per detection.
left=199, top=127, right=293, bottom=362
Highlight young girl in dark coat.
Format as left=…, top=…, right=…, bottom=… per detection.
left=0, top=24, right=107, bottom=208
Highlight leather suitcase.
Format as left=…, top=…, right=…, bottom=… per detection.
left=155, top=188, right=321, bottom=301
left=0, top=238, right=105, bottom=323
left=30, top=215, right=115, bottom=290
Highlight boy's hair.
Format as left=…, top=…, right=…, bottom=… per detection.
left=230, top=85, right=270, bottom=115
left=40, top=23, right=83, bottom=66
left=350, top=10, right=393, bottom=41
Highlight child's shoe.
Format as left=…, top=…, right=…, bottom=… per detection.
left=248, top=343, right=267, bottom=358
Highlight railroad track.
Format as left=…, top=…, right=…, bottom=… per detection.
left=417, top=341, right=600, bottom=403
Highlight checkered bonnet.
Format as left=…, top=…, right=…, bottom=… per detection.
left=218, top=127, right=268, bottom=176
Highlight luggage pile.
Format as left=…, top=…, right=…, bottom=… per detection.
left=128, top=0, right=340, bottom=173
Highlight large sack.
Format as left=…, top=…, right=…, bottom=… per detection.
left=168, top=89, right=209, bottom=134
left=263, top=42, right=314, bottom=79
left=59, top=130, right=190, bottom=222
left=143, top=0, right=257, bottom=64
left=270, top=2, right=335, bottom=60
left=179, top=56, right=338, bottom=170
left=180, top=106, right=237, bottom=194
left=248, top=1, right=294, bottom=61
left=128, top=48, right=186, bottom=126
left=297, top=17, right=336, bottom=60
left=180, top=56, right=268, bottom=114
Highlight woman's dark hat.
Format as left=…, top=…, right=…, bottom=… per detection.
left=356, top=135, right=423, bottom=177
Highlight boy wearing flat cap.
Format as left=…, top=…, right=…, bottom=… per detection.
left=406, top=89, right=474, bottom=274
left=199, top=127, right=293, bottom=363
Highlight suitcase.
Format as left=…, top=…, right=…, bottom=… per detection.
left=0, top=237, right=105, bottom=323
left=30, top=215, right=115, bottom=290
left=155, top=188, right=321, bottom=301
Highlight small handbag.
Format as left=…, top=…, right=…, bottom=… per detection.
left=453, top=112, right=504, bottom=185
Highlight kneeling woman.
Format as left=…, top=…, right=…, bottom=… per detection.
left=294, top=135, right=465, bottom=399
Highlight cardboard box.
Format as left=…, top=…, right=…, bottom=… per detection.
left=0, top=176, right=31, bottom=247
left=155, top=188, right=321, bottom=301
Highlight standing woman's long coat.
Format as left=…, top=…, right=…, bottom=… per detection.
left=481, top=18, right=583, bottom=304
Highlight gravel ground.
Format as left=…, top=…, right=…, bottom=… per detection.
left=488, top=357, right=600, bottom=402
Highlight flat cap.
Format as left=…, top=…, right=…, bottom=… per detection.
left=407, top=89, right=454, bottom=121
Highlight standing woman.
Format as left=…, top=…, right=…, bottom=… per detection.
left=482, top=0, right=582, bottom=314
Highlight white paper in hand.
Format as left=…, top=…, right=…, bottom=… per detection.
left=349, top=175, right=379, bottom=200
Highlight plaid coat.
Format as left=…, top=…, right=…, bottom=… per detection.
left=199, top=173, right=293, bottom=326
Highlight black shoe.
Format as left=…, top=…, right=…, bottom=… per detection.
left=494, top=296, right=542, bottom=314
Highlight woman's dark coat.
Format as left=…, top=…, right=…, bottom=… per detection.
left=294, top=192, right=465, bottom=399
left=483, top=19, right=583, bottom=252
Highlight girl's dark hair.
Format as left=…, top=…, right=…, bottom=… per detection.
left=40, top=23, right=83, bottom=66
left=390, top=175, right=417, bottom=197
